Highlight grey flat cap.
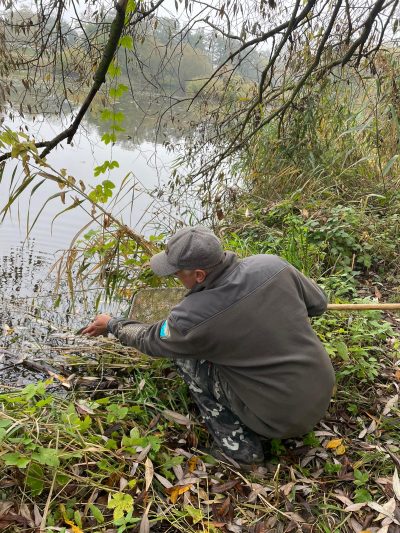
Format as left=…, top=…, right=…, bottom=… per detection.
left=150, top=226, right=224, bottom=276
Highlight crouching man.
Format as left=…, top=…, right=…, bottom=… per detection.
left=83, top=226, right=335, bottom=468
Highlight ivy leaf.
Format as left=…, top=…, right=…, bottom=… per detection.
left=31, top=447, right=60, bottom=467
left=107, top=492, right=134, bottom=520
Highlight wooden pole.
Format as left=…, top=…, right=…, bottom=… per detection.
left=327, top=303, right=400, bottom=311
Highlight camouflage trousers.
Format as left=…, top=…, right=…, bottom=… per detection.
left=175, top=358, right=265, bottom=465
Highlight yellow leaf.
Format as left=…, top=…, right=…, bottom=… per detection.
left=335, top=444, right=347, bottom=455
left=59, top=504, right=83, bottom=533
left=326, top=438, right=342, bottom=449
left=167, top=484, right=192, bottom=504
left=188, top=456, right=198, bottom=473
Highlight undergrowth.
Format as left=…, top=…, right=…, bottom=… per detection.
left=0, top=291, right=399, bottom=532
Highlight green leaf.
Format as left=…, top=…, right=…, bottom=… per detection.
left=106, top=404, right=128, bottom=422
left=101, top=132, right=117, bottom=145
left=22, top=381, right=46, bottom=400
left=2, top=452, right=30, bottom=468
left=109, top=84, right=129, bottom=99
left=107, top=492, right=134, bottom=520
left=89, top=504, right=105, bottom=524
left=126, top=0, right=136, bottom=15
left=354, top=488, right=372, bottom=503
left=119, top=35, right=133, bottom=49
left=100, top=109, right=113, bottom=122
left=31, top=447, right=60, bottom=467
left=26, top=463, right=45, bottom=495
left=0, top=419, right=13, bottom=428
left=112, top=112, right=125, bottom=123
left=184, top=506, right=203, bottom=524
left=107, top=62, right=122, bottom=78
left=335, top=341, right=349, bottom=361
left=103, top=179, right=116, bottom=189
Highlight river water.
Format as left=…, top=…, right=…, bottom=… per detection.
left=0, top=106, right=182, bottom=298
left=0, top=102, right=188, bottom=387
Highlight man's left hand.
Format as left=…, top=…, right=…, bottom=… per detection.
left=81, top=314, right=112, bottom=337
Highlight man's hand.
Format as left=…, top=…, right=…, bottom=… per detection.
left=81, top=314, right=112, bottom=337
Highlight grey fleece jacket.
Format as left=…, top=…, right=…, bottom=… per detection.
left=108, top=252, right=335, bottom=438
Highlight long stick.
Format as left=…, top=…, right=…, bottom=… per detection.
left=327, top=303, right=400, bottom=311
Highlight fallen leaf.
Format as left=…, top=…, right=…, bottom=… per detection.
left=280, top=482, right=295, bottom=496
left=336, top=444, right=347, bottom=455
left=333, top=493, right=354, bottom=506
left=393, top=468, right=400, bottom=501
left=33, top=504, right=42, bottom=527
left=139, top=501, right=151, bottom=533
left=176, top=477, right=200, bottom=486
left=285, top=512, right=306, bottom=523
left=344, top=503, right=368, bottom=512
left=395, top=370, right=400, bottom=381
left=19, top=504, right=33, bottom=527
left=188, top=456, right=198, bottom=472
left=211, top=479, right=240, bottom=493
left=60, top=504, right=83, bottom=533
left=154, top=473, right=173, bottom=489
left=368, top=499, right=399, bottom=524
left=374, top=286, right=382, bottom=300
left=74, top=401, right=95, bottom=415
left=326, top=438, right=343, bottom=449
left=162, top=409, right=192, bottom=426
left=136, top=444, right=151, bottom=463
left=0, top=502, right=14, bottom=518
left=144, top=457, right=154, bottom=492
left=47, top=371, right=72, bottom=388
left=382, top=395, right=398, bottom=416
left=167, top=484, right=193, bottom=504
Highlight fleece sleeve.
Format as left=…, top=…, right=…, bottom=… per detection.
left=295, top=270, right=328, bottom=317
left=107, top=314, right=203, bottom=359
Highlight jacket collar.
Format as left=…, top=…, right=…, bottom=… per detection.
left=187, top=251, right=239, bottom=294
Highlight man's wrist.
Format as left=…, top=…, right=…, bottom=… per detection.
left=106, top=317, right=117, bottom=335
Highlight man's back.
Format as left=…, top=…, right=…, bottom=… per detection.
left=168, top=252, right=335, bottom=438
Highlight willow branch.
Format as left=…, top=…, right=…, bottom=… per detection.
left=0, top=0, right=128, bottom=163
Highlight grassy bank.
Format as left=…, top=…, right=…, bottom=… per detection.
left=1, top=219, right=399, bottom=532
